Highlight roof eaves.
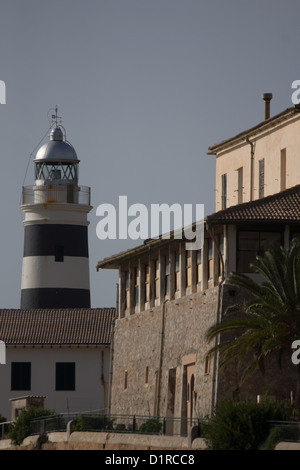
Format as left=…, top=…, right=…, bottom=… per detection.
left=206, top=184, right=300, bottom=224
left=96, top=228, right=190, bottom=270
left=207, top=105, right=300, bottom=155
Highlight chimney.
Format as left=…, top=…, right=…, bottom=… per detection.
left=261, top=93, right=272, bottom=120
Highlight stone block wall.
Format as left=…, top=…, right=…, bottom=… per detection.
left=110, top=280, right=300, bottom=425
left=109, top=286, right=221, bottom=422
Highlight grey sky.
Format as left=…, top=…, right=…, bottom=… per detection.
left=0, top=0, right=299, bottom=308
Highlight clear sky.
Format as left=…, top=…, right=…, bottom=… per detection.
left=0, top=0, right=299, bottom=308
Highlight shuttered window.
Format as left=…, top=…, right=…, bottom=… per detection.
left=221, top=173, right=227, bottom=209
left=259, top=159, right=265, bottom=199
left=154, top=260, right=159, bottom=299
left=196, top=249, right=202, bottom=284
left=175, top=251, right=180, bottom=292
left=145, top=265, right=150, bottom=302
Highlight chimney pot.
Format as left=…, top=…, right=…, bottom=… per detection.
left=261, top=93, right=273, bottom=120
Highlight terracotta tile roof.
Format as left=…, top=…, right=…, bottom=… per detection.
left=206, top=184, right=300, bottom=224
left=97, top=186, right=300, bottom=269
left=0, top=308, right=115, bottom=346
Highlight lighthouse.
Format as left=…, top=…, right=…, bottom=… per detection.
left=20, top=110, right=92, bottom=308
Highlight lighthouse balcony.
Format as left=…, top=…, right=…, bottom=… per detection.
left=22, top=185, right=91, bottom=206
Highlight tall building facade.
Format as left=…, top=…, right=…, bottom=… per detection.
left=98, top=96, right=300, bottom=433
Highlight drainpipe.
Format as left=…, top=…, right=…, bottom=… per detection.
left=155, top=299, right=168, bottom=417
left=107, top=285, right=118, bottom=414
left=246, top=137, right=254, bottom=202
left=245, top=93, right=272, bottom=203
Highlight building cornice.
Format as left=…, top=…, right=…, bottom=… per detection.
left=207, top=104, right=300, bottom=155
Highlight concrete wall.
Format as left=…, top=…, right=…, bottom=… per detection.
left=0, top=345, right=110, bottom=420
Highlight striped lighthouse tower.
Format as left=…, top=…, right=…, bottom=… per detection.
left=20, top=110, right=92, bottom=308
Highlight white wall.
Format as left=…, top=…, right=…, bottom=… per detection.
left=0, top=345, right=110, bottom=420
left=21, top=256, right=90, bottom=289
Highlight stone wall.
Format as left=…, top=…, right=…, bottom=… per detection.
left=110, top=280, right=300, bottom=423
left=110, top=286, right=221, bottom=421
left=0, top=431, right=206, bottom=450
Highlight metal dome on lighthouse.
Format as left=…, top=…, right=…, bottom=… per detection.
left=20, top=109, right=92, bottom=309
left=34, top=108, right=79, bottom=186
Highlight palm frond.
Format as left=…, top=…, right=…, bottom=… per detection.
left=205, top=238, right=300, bottom=382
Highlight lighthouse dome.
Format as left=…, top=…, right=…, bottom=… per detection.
left=34, top=126, right=79, bottom=163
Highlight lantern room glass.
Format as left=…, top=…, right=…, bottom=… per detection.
left=35, top=162, right=78, bottom=183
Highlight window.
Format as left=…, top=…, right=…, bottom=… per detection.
left=186, top=251, right=191, bottom=287
left=11, top=362, right=31, bottom=390
left=237, top=167, right=243, bottom=204
left=144, top=265, right=150, bottom=303
left=124, top=271, right=130, bottom=310
left=175, top=251, right=180, bottom=292
left=134, top=267, right=139, bottom=306
left=259, top=159, right=265, bottom=198
left=145, top=366, right=149, bottom=385
left=56, top=362, right=75, bottom=391
left=208, top=239, right=213, bottom=280
left=35, top=162, right=78, bottom=182
left=237, top=230, right=282, bottom=273
left=196, top=249, right=202, bottom=284
left=164, top=256, right=170, bottom=296
left=221, top=174, right=227, bottom=209
left=124, top=370, right=128, bottom=390
left=204, top=356, right=210, bottom=375
left=280, top=149, right=286, bottom=191
left=55, top=245, right=64, bottom=262
left=218, top=234, right=224, bottom=277
left=154, top=259, right=159, bottom=299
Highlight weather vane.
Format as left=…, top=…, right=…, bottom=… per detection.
left=51, top=105, right=62, bottom=127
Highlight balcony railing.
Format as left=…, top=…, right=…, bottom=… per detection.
left=22, top=185, right=91, bottom=206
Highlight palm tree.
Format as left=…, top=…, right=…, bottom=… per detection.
left=206, top=237, right=300, bottom=384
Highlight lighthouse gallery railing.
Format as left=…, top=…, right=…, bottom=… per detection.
left=21, top=185, right=91, bottom=206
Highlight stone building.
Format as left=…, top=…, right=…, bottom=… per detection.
left=97, top=97, right=300, bottom=431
